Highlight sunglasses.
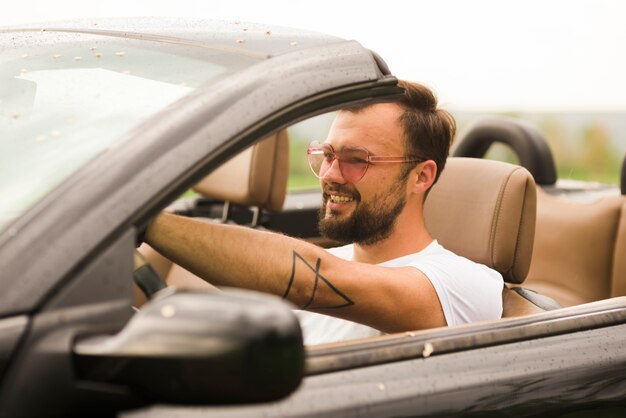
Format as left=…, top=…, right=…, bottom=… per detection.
left=307, top=141, right=423, bottom=183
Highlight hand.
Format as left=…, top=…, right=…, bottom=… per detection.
left=133, top=250, right=167, bottom=298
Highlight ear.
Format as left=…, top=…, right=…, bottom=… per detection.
left=409, top=160, right=437, bottom=195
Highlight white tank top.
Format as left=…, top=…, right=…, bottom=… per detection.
left=296, top=240, right=503, bottom=345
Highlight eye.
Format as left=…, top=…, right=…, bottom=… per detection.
left=343, top=149, right=369, bottom=165
left=347, top=156, right=367, bottom=164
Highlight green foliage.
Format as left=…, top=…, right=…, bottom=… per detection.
left=287, top=128, right=323, bottom=191
left=543, top=118, right=621, bottom=184
left=484, top=143, right=520, bottom=165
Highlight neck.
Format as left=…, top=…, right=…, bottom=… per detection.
left=352, top=205, right=433, bottom=264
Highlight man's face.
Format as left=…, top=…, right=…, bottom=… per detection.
left=317, top=104, right=411, bottom=246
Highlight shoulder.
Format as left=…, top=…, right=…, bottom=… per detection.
left=326, top=243, right=354, bottom=260
left=404, top=241, right=504, bottom=325
left=413, top=241, right=499, bottom=276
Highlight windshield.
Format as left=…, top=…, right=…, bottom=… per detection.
left=0, top=30, right=258, bottom=231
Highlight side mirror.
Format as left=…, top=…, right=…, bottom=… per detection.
left=73, top=288, right=304, bottom=405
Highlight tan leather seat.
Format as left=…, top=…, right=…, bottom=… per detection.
left=524, top=190, right=626, bottom=306
left=611, top=202, right=626, bottom=297
left=193, top=130, right=289, bottom=216
left=450, top=116, right=626, bottom=309
left=138, top=130, right=289, bottom=292
left=424, top=157, right=546, bottom=317
left=425, top=157, right=536, bottom=283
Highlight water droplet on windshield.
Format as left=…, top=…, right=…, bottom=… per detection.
left=11, top=113, right=20, bottom=119
left=74, top=56, right=82, bottom=61
left=422, top=342, right=434, bottom=357
left=95, top=52, right=103, bottom=59
left=378, top=383, right=385, bottom=391
left=289, top=41, right=298, bottom=46
left=122, top=70, right=131, bottom=75
left=36, top=135, right=47, bottom=142
left=265, top=31, right=272, bottom=36
left=115, top=51, right=126, bottom=57
left=20, top=68, right=28, bottom=74
left=21, top=53, right=28, bottom=58
left=53, top=54, right=61, bottom=59
left=89, top=46, right=97, bottom=51
left=236, top=39, right=246, bottom=44
left=51, top=130, right=61, bottom=137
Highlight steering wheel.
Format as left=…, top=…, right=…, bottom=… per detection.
left=134, top=250, right=168, bottom=299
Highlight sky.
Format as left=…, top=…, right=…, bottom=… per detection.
left=3, top=0, right=626, bottom=112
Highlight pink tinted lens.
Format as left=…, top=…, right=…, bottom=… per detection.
left=307, top=143, right=328, bottom=177
left=316, top=144, right=335, bottom=177
left=337, top=148, right=369, bottom=182
left=308, top=143, right=370, bottom=182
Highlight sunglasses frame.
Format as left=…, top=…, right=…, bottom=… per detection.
left=307, top=141, right=423, bottom=183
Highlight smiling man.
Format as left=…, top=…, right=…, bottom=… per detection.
left=144, top=80, right=503, bottom=345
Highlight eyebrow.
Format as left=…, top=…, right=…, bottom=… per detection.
left=341, top=146, right=368, bottom=153
left=324, top=143, right=370, bottom=154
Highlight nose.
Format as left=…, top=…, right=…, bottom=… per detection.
left=320, top=158, right=346, bottom=184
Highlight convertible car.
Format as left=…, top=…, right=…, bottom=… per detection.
left=1, top=18, right=625, bottom=418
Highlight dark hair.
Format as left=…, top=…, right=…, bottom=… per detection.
left=344, top=80, right=456, bottom=190
left=395, top=80, right=456, bottom=187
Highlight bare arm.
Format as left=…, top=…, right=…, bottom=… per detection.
left=145, top=212, right=445, bottom=333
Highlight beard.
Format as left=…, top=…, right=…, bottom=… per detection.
left=317, top=176, right=408, bottom=246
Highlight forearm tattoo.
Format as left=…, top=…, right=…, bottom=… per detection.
left=282, top=251, right=354, bottom=310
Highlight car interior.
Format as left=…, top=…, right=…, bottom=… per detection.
left=526, top=185, right=626, bottom=307
left=135, top=129, right=290, bottom=304
left=453, top=118, right=626, bottom=308
left=136, top=112, right=621, bottom=338
left=422, top=156, right=560, bottom=316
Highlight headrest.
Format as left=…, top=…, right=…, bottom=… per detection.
left=424, top=158, right=537, bottom=283
left=193, top=130, right=289, bottom=213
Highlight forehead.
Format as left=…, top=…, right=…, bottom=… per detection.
left=326, top=103, right=406, bottom=154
